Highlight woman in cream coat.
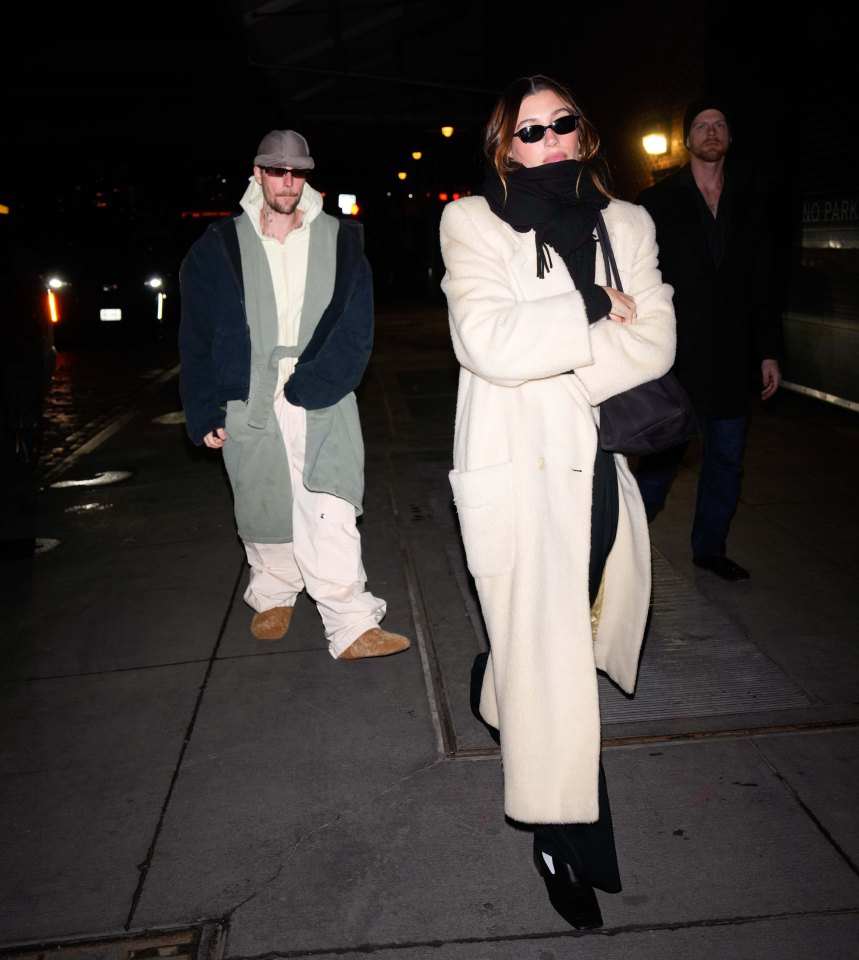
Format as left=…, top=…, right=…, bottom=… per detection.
left=439, top=75, right=676, bottom=929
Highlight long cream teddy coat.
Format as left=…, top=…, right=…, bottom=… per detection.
left=439, top=195, right=676, bottom=825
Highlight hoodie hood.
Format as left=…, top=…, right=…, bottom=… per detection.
left=239, top=176, right=324, bottom=237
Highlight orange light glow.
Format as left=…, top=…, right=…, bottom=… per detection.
left=181, top=210, right=236, bottom=219
left=47, top=290, right=60, bottom=324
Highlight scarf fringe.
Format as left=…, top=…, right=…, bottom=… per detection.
left=536, top=235, right=553, bottom=279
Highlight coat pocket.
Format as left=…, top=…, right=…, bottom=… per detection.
left=449, top=462, right=514, bottom=578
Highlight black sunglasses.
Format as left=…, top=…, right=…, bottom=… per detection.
left=513, top=114, right=580, bottom=144
left=261, top=166, right=309, bottom=179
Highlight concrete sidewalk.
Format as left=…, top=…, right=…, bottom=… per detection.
left=1, top=299, right=858, bottom=958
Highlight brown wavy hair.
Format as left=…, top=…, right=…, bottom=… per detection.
left=483, top=74, right=615, bottom=201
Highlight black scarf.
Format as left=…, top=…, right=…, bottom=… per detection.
left=482, top=160, right=609, bottom=288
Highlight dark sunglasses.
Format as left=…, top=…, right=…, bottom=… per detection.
left=512, top=114, right=580, bottom=144
left=261, top=166, right=309, bottom=179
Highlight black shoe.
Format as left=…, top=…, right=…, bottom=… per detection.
left=693, top=555, right=750, bottom=581
left=533, top=837, right=603, bottom=930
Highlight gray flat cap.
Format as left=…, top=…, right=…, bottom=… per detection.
left=254, top=129, right=315, bottom=169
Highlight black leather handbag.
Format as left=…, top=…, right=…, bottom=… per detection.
left=595, top=212, right=696, bottom=456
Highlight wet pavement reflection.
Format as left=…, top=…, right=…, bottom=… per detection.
left=38, top=344, right=180, bottom=479
left=0, top=343, right=180, bottom=540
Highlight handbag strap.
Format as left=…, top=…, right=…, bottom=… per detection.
left=596, top=210, right=622, bottom=293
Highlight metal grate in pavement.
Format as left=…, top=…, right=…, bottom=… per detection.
left=599, top=550, right=814, bottom=723
left=411, top=455, right=815, bottom=755
left=0, top=923, right=224, bottom=960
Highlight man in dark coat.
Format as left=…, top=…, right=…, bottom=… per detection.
left=635, top=96, right=784, bottom=581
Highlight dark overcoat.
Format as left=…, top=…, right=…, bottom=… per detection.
left=637, top=163, right=783, bottom=417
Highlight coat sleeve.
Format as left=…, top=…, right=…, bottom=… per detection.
left=572, top=203, right=677, bottom=406
left=439, top=198, right=596, bottom=386
left=178, top=232, right=229, bottom=445
left=284, top=220, right=375, bottom=410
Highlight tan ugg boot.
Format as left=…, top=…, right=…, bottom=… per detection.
left=338, top=627, right=411, bottom=660
left=251, top=606, right=293, bottom=640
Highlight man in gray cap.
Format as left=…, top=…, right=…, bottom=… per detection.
left=178, top=130, right=411, bottom=659
left=635, top=98, right=784, bottom=582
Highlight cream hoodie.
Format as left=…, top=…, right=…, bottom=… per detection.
left=239, top=176, right=324, bottom=393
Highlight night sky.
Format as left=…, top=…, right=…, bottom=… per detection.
left=3, top=2, right=279, bottom=215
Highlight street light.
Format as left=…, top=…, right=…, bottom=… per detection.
left=641, top=118, right=670, bottom=156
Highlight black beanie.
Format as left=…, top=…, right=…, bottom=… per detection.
left=683, top=96, right=733, bottom=144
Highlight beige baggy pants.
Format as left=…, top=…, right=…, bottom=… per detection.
left=243, top=392, right=386, bottom=658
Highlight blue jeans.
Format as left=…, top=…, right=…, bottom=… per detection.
left=635, top=415, right=747, bottom=559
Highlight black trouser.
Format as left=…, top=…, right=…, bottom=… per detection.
left=470, top=444, right=621, bottom=892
